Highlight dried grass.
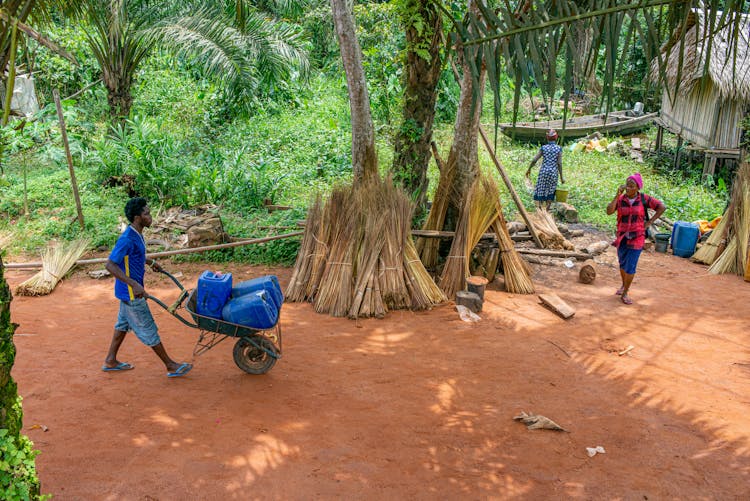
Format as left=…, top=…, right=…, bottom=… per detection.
left=286, top=196, right=322, bottom=301
left=708, top=162, right=750, bottom=275
left=527, top=209, right=573, bottom=250
left=16, top=239, right=89, bottom=296
left=417, top=156, right=456, bottom=268
left=288, top=178, right=445, bottom=318
left=439, top=175, right=535, bottom=297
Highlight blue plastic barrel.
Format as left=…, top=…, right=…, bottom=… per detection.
left=671, top=221, right=700, bottom=258
left=222, top=290, right=278, bottom=329
left=196, top=270, right=233, bottom=319
left=231, top=275, right=283, bottom=310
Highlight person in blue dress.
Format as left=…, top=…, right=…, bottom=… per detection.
left=102, top=197, right=193, bottom=377
left=526, top=129, right=565, bottom=209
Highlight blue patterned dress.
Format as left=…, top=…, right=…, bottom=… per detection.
left=533, top=142, right=562, bottom=202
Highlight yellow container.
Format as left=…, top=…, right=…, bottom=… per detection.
left=555, top=188, right=569, bottom=203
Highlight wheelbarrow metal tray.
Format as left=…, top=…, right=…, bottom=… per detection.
left=185, top=289, right=276, bottom=338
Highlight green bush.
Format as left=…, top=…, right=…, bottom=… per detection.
left=0, top=420, right=47, bottom=500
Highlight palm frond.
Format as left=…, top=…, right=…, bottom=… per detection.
left=452, top=0, right=750, bottom=125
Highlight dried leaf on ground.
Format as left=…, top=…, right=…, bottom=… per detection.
left=513, top=411, right=567, bottom=431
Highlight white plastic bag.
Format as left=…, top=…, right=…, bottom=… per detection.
left=456, top=304, right=481, bottom=323
left=586, top=446, right=606, bottom=457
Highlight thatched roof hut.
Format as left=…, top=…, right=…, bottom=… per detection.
left=653, top=9, right=750, bottom=151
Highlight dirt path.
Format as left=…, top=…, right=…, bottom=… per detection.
left=7, top=249, right=750, bottom=499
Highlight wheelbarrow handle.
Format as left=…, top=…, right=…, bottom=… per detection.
left=157, top=268, right=186, bottom=291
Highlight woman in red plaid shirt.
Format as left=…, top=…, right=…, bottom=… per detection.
left=606, top=172, right=666, bottom=305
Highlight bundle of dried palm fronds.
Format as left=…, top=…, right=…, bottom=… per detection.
left=709, top=168, right=750, bottom=276
left=527, top=209, right=573, bottom=250
left=286, top=177, right=445, bottom=318
left=286, top=196, right=322, bottom=301
left=439, top=175, right=534, bottom=297
left=417, top=155, right=457, bottom=268
left=16, top=239, right=89, bottom=296
left=692, top=209, right=731, bottom=265
left=314, top=188, right=356, bottom=316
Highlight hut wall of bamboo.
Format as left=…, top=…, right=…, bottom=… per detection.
left=655, top=9, right=749, bottom=151
left=659, top=81, right=743, bottom=149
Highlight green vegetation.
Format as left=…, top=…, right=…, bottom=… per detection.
left=0, top=5, right=732, bottom=261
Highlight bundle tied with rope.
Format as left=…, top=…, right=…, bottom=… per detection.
left=16, top=239, right=89, bottom=296
left=527, top=209, right=574, bottom=250
left=285, top=177, right=445, bottom=318
left=439, top=175, right=534, bottom=298
left=706, top=161, right=750, bottom=276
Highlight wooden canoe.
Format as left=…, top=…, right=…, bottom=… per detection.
left=498, top=110, right=658, bottom=142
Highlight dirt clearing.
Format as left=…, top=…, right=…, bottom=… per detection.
left=7, top=248, right=750, bottom=499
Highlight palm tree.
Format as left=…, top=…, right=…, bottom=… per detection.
left=81, top=0, right=309, bottom=121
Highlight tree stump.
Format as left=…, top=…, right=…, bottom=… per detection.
left=466, top=276, right=489, bottom=301
left=456, top=290, right=483, bottom=313
left=579, top=259, right=597, bottom=284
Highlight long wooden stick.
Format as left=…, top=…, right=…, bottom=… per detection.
left=478, top=125, right=544, bottom=248
left=4, top=231, right=305, bottom=269
left=2, top=20, right=18, bottom=126
left=53, top=89, right=85, bottom=230
left=0, top=10, right=78, bottom=64
left=516, top=248, right=590, bottom=260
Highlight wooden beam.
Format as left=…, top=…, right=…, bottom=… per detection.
left=478, top=125, right=544, bottom=248
left=0, top=11, right=78, bottom=65
left=4, top=231, right=305, bottom=270
left=517, top=248, right=590, bottom=260
left=53, top=89, right=84, bottom=230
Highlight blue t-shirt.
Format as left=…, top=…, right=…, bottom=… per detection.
left=109, top=226, right=147, bottom=301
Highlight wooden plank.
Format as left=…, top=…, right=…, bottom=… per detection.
left=517, top=248, right=590, bottom=260
left=538, top=293, right=576, bottom=319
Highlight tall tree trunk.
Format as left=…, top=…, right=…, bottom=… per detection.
left=330, top=0, right=378, bottom=185
left=391, top=0, right=443, bottom=209
left=0, top=255, right=21, bottom=436
left=445, top=1, right=487, bottom=223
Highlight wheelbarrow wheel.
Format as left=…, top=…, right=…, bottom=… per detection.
left=233, top=336, right=277, bottom=374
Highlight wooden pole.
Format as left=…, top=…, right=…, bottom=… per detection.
left=477, top=125, right=544, bottom=248
left=4, top=231, right=305, bottom=270
left=2, top=20, right=18, bottom=126
left=53, top=89, right=85, bottom=230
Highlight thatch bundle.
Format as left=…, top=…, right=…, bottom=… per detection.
left=416, top=156, right=457, bottom=268
left=652, top=10, right=750, bottom=101
left=286, top=178, right=445, bottom=318
left=527, top=209, right=574, bottom=250
left=439, top=175, right=534, bottom=297
left=708, top=162, right=750, bottom=275
left=16, top=239, right=89, bottom=296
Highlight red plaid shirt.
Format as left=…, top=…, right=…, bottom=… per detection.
left=613, top=193, right=662, bottom=250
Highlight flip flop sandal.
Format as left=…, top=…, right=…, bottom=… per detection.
left=615, top=287, right=624, bottom=295
left=167, top=362, right=193, bottom=378
left=102, top=361, right=134, bottom=372
left=621, top=295, right=633, bottom=305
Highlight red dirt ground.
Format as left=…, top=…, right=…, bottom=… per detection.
left=6, top=248, right=750, bottom=499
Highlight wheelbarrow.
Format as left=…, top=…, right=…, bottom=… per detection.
left=147, top=269, right=282, bottom=375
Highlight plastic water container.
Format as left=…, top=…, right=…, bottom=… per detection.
left=196, top=271, right=233, bottom=319
left=231, top=275, right=283, bottom=310
left=222, top=290, right=278, bottom=329
left=671, top=221, right=700, bottom=258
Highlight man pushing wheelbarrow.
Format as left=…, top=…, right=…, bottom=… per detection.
left=102, top=197, right=282, bottom=377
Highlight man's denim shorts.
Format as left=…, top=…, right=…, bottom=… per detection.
left=115, top=298, right=161, bottom=347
